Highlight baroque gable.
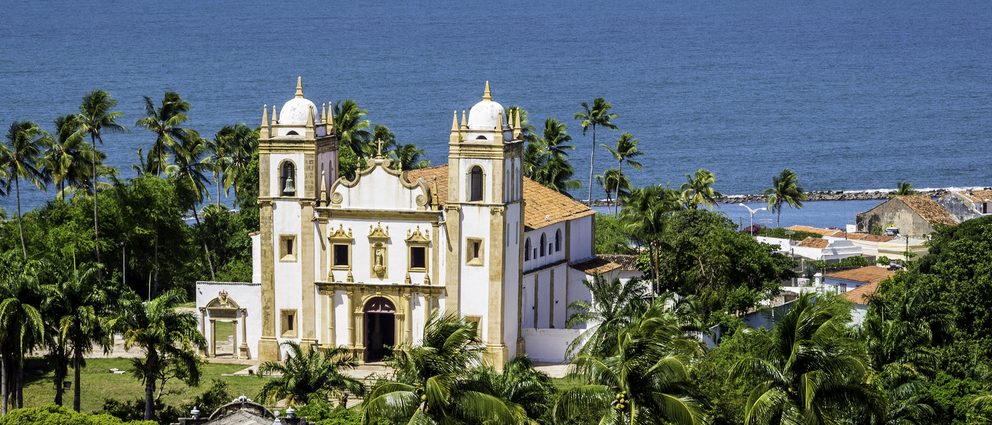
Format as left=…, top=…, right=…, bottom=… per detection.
left=328, top=157, right=433, bottom=211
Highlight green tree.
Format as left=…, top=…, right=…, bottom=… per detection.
left=895, top=181, right=916, bottom=196
left=680, top=168, right=721, bottom=210
left=620, top=185, right=682, bottom=283
left=257, top=341, right=364, bottom=407
left=596, top=168, right=631, bottom=216
left=566, top=274, right=650, bottom=358
left=764, top=168, right=807, bottom=227
left=1, top=121, right=50, bottom=258
left=110, top=289, right=206, bottom=420
left=135, top=92, right=191, bottom=177
left=170, top=131, right=215, bottom=279
left=213, top=124, right=257, bottom=205
left=76, top=89, right=126, bottom=264
left=0, top=253, right=45, bottom=413
left=390, top=143, right=430, bottom=171
left=555, top=301, right=706, bottom=425
left=43, top=263, right=112, bottom=411
left=602, top=132, right=642, bottom=197
left=362, top=312, right=526, bottom=424
left=523, top=118, right=580, bottom=194
left=593, top=214, right=635, bottom=255
left=469, top=357, right=558, bottom=424
left=575, top=98, right=618, bottom=205
left=333, top=100, right=371, bottom=179
left=732, top=293, right=883, bottom=424
left=41, top=114, right=94, bottom=200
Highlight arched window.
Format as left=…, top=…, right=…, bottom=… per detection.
left=280, top=161, right=296, bottom=196
left=540, top=233, right=547, bottom=257
left=555, top=229, right=562, bottom=252
left=524, top=238, right=531, bottom=261
left=469, top=166, right=484, bottom=201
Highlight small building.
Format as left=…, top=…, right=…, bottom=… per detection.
left=856, top=195, right=957, bottom=238
left=826, top=265, right=895, bottom=326
left=784, top=225, right=927, bottom=261
left=172, top=396, right=308, bottom=425
left=939, top=189, right=992, bottom=222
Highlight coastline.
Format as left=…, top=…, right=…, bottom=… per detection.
left=589, top=186, right=991, bottom=207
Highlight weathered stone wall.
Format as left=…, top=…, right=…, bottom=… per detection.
left=855, top=199, right=933, bottom=237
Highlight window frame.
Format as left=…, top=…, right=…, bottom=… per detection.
left=468, top=166, right=484, bottom=202
left=279, top=160, right=297, bottom=196
left=279, top=234, right=297, bottom=262
left=466, top=238, right=484, bottom=266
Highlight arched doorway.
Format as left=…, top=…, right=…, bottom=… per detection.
left=363, top=297, right=396, bottom=362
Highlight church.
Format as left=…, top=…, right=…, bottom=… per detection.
left=195, top=78, right=618, bottom=366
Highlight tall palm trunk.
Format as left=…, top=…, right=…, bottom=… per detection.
left=53, top=342, right=66, bottom=406
left=73, top=345, right=83, bottom=411
left=192, top=208, right=215, bottom=279
left=14, top=177, right=26, bottom=259
left=215, top=172, right=221, bottom=207
left=1, top=354, right=8, bottom=415
left=615, top=159, right=623, bottom=217
left=15, top=352, right=23, bottom=408
left=143, top=352, right=157, bottom=420
left=90, top=134, right=100, bottom=263
left=587, top=125, right=596, bottom=206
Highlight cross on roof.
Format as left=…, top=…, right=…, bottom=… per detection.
left=375, top=139, right=385, bottom=157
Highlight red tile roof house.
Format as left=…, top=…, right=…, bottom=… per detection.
left=824, top=266, right=896, bottom=326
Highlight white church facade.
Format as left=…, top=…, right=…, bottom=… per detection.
left=196, top=79, right=613, bottom=366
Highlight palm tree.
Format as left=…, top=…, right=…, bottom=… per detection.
left=894, top=181, right=915, bottom=196
left=575, top=98, right=619, bottom=205
left=534, top=119, right=580, bottom=194
left=732, top=293, right=884, bottom=424
left=602, top=132, right=643, bottom=193
left=76, top=90, right=126, bottom=263
left=1, top=121, right=50, bottom=258
left=170, top=131, right=215, bottom=279
left=373, top=124, right=397, bottom=153
left=214, top=123, right=257, bottom=204
left=362, top=311, right=525, bottom=424
left=40, top=114, right=90, bottom=200
left=135, top=92, right=191, bottom=176
left=554, top=301, right=705, bottom=425
left=333, top=100, right=372, bottom=160
left=680, top=168, right=721, bottom=210
left=257, top=341, right=364, bottom=406
left=596, top=168, right=630, bottom=216
left=469, top=356, right=557, bottom=424
left=42, top=263, right=111, bottom=411
left=620, top=185, right=683, bottom=283
left=390, top=143, right=430, bottom=171
left=205, top=134, right=230, bottom=207
left=566, top=275, right=650, bottom=358
left=0, top=253, right=45, bottom=413
left=764, top=168, right=807, bottom=227
left=111, top=289, right=206, bottom=420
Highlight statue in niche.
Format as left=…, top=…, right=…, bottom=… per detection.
left=373, top=245, right=386, bottom=278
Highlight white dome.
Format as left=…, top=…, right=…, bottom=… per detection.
left=279, top=97, right=317, bottom=126
left=467, top=99, right=505, bottom=130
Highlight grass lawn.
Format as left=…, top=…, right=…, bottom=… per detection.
left=22, top=358, right=272, bottom=414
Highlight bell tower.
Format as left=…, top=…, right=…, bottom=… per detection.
left=257, top=77, right=338, bottom=361
left=445, top=82, right=524, bottom=368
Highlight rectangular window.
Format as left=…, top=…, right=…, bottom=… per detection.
left=280, top=235, right=297, bottom=262
left=280, top=309, right=298, bottom=337
left=466, top=238, right=484, bottom=266
left=410, top=246, right=427, bottom=270
left=332, top=244, right=350, bottom=268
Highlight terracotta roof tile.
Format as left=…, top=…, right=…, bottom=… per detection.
left=798, top=237, right=830, bottom=248
left=842, top=281, right=879, bottom=305
left=598, top=254, right=640, bottom=271
left=962, top=190, right=992, bottom=203
left=896, top=195, right=957, bottom=226
left=786, top=225, right=842, bottom=237
left=825, top=266, right=895, bottom=285
left=571, top=256, right=621, bottom=275
left=407, top=165, right=594, bottom=230
left=842, top=233, right=896, bottom=242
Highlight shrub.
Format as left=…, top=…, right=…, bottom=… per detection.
left=0, top=405, right=156, bottom=425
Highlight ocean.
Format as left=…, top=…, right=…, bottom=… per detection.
left=1, top=0, right=990, bottom=227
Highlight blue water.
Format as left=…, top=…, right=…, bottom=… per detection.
left=2, top=0, right=991, bottom=213
left=595, top=199, right=882, bottom=229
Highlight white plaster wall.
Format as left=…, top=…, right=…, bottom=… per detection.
left=411, top=293, right=427, bottom=344
left=269, top=153, right=304, bottom=196
left=333, top=290, right=350, bottom=347
left=251, top=233, right=261, bottom=283
left=568, top=216, right=594, bottom=262
left=458, top=203, right=491, bottom=343
left=552, top=265, right=568, bottom=329
left=326, top=218, right=436, bottom=285
left=332, top=165, right=427, bottom=211
left=195, top=282, right=262, bottom=359
left=521, top=328, right=585, bottom=363
left=317, top=151, right=338, bottom=185
left=272, top=200, right=302, bottom=344
left=521, top=274, right=536, bottom=329
left=523, top=223, right=566, bottom=272
left=503, top=203, right=521, bottom=358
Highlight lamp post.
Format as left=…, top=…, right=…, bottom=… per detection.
left=738, top=203, right=767, bottom=235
